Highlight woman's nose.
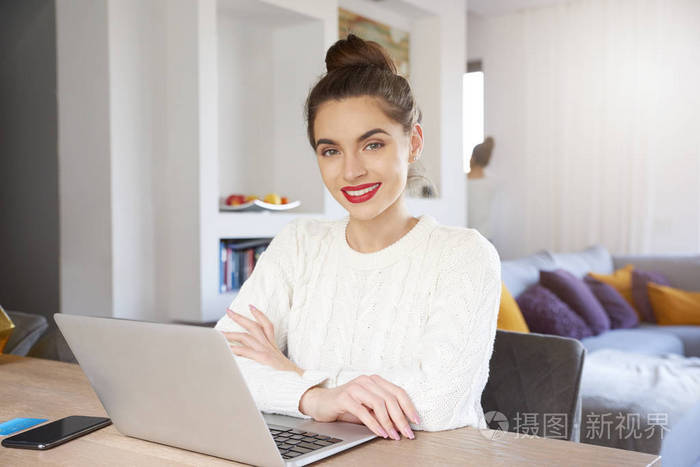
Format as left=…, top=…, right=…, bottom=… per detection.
left=343, top=153, right=367, bottom=180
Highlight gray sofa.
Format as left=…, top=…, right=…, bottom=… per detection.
left=501, top=246, right=700, bottom=358
left=501, top=246, right=700, bottom=456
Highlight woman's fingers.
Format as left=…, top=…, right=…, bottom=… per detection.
left=337, top=411, right=362, bottom=424
left=226, top=308, right=268, bottom=343
left=347, top=383, right=401, bottom=440
left=357, top=377, right=414, bottom=439
left=222, top=331, right=265, bottom=352
left=228, top=343, right=264, bottom=363
left=340, top=392, right=389, bottom=439
left=370, top=375, right=420, bottom=424
left=248, top=305, right=276, bottom=344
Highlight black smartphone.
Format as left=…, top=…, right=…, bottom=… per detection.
left=1, top=416, right=111, bottom=450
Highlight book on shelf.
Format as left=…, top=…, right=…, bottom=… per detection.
left=219, top=238, right=271, bottom=293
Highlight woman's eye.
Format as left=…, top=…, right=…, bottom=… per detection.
left=365, top=142, right=384, bottom=151
left=321, top=148, right=339, bottom=157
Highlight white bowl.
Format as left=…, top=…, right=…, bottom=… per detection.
left=220, top=199, right=301, bottom=212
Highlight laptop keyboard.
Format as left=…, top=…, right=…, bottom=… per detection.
left=267, top=424, right=343, bottom=460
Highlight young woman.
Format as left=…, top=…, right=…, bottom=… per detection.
left=215, top=35, right=501, bottom=441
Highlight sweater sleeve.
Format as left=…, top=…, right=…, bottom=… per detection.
left=318, top=231, right=501, bottom=431
left=214, top=219, right=329, bottom=419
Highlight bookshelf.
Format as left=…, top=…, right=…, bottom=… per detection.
left=219, top=237, right=271, bottom=293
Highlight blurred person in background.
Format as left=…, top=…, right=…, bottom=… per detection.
left=467, top=137, right=500, bottom=244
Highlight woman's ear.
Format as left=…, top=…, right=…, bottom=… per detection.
left=409, top=123, right=424, bottom=162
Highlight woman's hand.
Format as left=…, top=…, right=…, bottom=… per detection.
left=222, top=304, right=303, bottom=376
left=299, top=374, right=420, bottom=440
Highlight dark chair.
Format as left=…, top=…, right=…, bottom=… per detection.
left=3, top=309, right=49, bottom=356
left=481, top=330, right=586, bottom=442
left=27, top=325, right=77, bottom=363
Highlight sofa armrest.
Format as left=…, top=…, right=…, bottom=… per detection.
left=612, top=254, right=700, bottom=291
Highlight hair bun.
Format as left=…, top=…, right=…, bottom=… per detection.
left=325, top=34, right=397, bottom=74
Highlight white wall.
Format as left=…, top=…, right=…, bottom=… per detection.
left=467, top=12, right=485, bottom=61
left=468, top=1, right=700, bottom=258
left=218, top=17, right=275, bottom=200
left=56, top=0, right=113, bottom=318
left=409, top=15, right=442, bottom=198
left=197, top=0, right=222, bottom=323
left=57, top=0, right=205, bottom=322
left=108, top=0, right=162, bottom=320
left=158, top=0, right=206, bottom=323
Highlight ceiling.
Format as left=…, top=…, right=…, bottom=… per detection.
left=468, top=0, right=573, bottom=17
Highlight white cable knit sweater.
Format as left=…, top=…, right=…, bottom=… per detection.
left=214, top=214, right=501, bottom=431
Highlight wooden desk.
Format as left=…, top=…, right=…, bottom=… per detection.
left=0, top=355, right=660, bottom=466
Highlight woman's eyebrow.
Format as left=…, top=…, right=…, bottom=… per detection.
left=315, top=128, right=390, bottom=149
left=357, top=128, right=390, bottom=141
left=315, top=138, right=336, bottom=147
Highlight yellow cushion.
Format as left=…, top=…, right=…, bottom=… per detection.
left=648, top=283, right=700, bottom=325
left=588, top=264, right=636, bottom=313
left=498, top=283, right=529, bottom=333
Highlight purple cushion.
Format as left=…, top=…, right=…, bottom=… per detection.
left=632, top=270, right=671, bottom=323
left=540, top=269, right=611, bottom=335
left=584, top=276, right=639, bottom=329
left=516, top=284, right=594, bottom=339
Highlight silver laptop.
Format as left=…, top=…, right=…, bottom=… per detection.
left=54, top=313, right=377, bottom=466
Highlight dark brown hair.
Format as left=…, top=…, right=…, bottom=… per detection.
left=304, top=34, right=420, bottom=149
left=470, top=136, right=495, bottom=168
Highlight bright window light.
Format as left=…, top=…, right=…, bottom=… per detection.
left=463, top=71, right=484, bottom=174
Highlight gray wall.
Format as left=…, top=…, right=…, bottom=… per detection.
left=0, top=0, right=59, bottom=328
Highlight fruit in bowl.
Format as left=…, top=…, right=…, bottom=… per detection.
left=225, top=194, right=245, bottom=206
left=224, top=193, right=290, bottom=207
left=264, top=193, right=281, bottom=204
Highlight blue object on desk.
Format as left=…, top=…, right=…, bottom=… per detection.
left=0, top=418, right=48, bottom=436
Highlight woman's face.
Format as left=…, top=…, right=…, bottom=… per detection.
left=313, top=96, right=422, bottom=220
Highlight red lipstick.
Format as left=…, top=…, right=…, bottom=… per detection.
left=342, top=182, right=379, bottom=191
left=341, top=182, right=381, bottom=204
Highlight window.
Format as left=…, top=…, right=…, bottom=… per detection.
left=463, top=60, right=484, bottom=174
